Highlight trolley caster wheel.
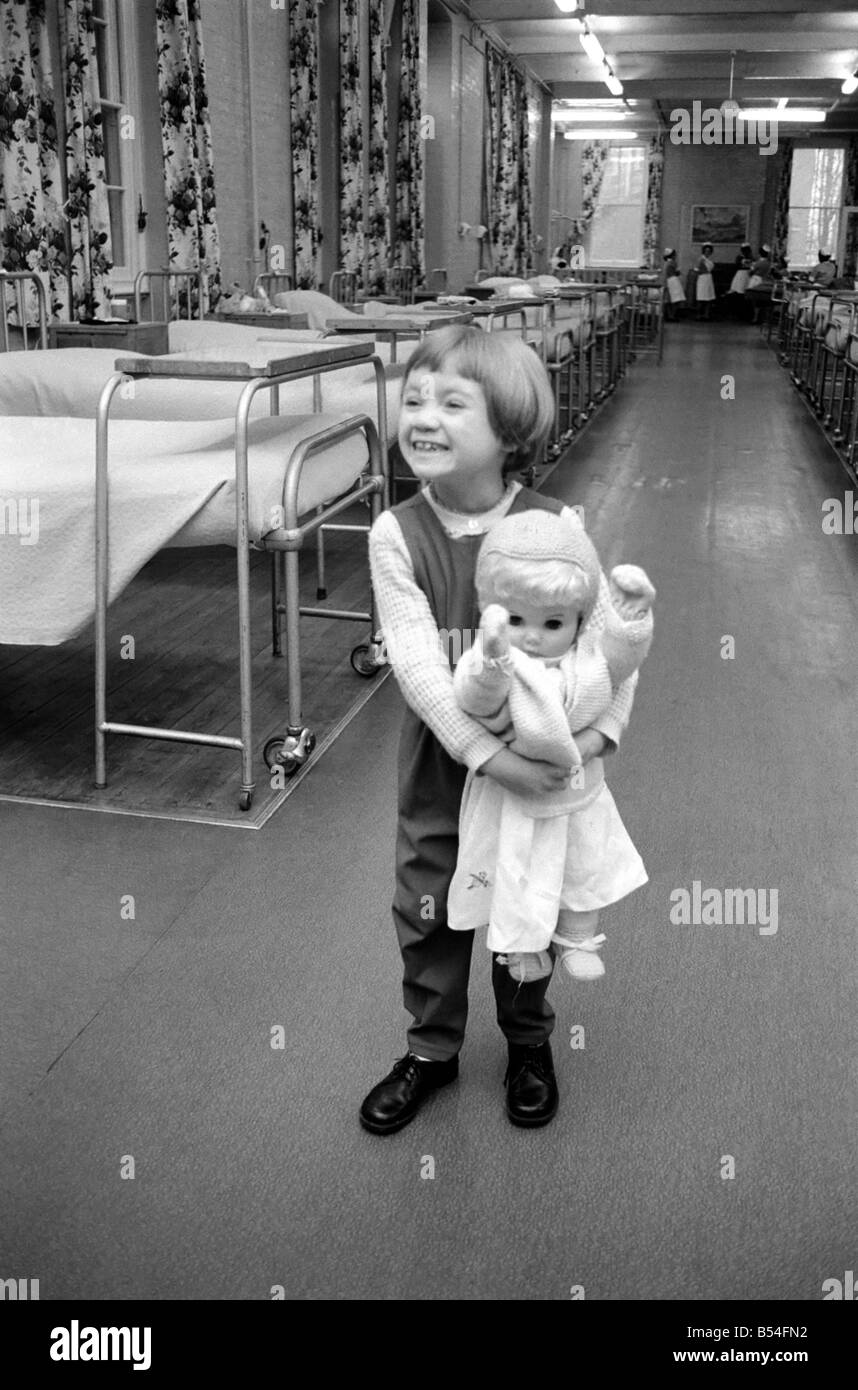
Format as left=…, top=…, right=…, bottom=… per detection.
left=238, top=790, right=253, bottom=812
left=350, top=641, right=385, bottom=678
left=263, top=729, right=316, bottom=775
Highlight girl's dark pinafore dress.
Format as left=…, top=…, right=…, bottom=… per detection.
left=390, top=486, right=565, bottom=1061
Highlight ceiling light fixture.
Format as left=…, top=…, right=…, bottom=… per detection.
left=720, top=51, right=741, bottom=118
left=579, top=26, right=606, bottom=67
left=554, top=110, right=629, bottom=122
left=577, top=19, right=623, bottom=96
left=738, top=107, right=827, bottom=122
left=565, top=129, right=639, bottom=140
left=842, top=72, right=858, bottom=95
left=553, top=0, right=581, bottom=12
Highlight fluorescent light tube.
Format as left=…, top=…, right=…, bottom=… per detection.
left=554, top=1, right=580, bottom=11
left=557, top=110, right=628, bottom=121
left=738, top=108, right=826, bottom=122
left=579, top=29, right=606, bottom=65
left=841, top=74, right=858, bottom=95
left=604, top=70, right=624, bottom=97
left=565, top=130, right=638, bottom=140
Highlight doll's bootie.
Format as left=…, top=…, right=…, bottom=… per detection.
left=551, top=933, right=607, bottom=981
left=499, top=950, right=554, bottom=983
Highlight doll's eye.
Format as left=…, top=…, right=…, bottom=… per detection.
left=507, top=614, right=522, bottom=626
left=545, top=618, right=564, bottom=630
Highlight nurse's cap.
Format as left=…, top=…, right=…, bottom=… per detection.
left=663, top=247, right=675, bottom=257
left=819, top=249, right=832, bottom=258
left=760, top=244, right=771, bottom=254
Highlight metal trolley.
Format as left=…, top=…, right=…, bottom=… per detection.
left=94, top=343, right=389, bottom=811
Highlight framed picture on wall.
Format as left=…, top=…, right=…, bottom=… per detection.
left=690, top=205, right=750, bottom=245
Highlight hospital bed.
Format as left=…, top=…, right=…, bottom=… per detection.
left=0, top=274, right=397, bottom=809
left=0, top=269, right=48, bottom=351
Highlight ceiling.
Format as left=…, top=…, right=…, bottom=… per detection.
left=457, top=1, right=858, bottom=135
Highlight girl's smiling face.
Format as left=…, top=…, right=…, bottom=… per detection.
left=399, top=368, right=514, bottom=493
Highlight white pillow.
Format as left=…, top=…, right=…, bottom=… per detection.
left=272, top=290, right=363, bottom=329
left=477, top=276, right=528, bottom=291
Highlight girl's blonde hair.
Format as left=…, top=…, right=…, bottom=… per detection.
left=402, top=324, right=555, bottom=471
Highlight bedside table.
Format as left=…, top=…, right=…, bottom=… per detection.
left=48, top=320, right=170, bottom=354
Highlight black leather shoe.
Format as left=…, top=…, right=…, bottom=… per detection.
left=359, top=1053, right=459, bottom=1135
left=504, top=1041, right=558, bottom=1127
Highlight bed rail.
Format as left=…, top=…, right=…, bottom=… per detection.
left=0, top=270, right=48, bottom=351
left=133, top=268, right=205, bottom=323
left=253, top=271, right=294, bottom=298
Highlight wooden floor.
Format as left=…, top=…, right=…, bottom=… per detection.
left=0, top=506, right=388, bottom=827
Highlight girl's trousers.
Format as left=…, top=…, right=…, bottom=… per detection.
left=392, top=709, right=555, bottom=1061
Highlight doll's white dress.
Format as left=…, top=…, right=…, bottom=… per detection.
left=447, top=638, right=647, bottom=954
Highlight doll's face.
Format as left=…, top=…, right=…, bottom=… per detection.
left=503, top=596, right=582, bottom=660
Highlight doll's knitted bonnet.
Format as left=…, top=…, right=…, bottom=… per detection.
left=476, top=510, right=601, bottom=621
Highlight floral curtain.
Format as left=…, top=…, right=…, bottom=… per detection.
left=843, top=134, right=858, bottom=280
left=577, top=140, right=608, bottom=236
left=484, top=46, right=531, bottom=277
left=289, top=0, right=320, bottom=289
left=773, top=137, right=793, bottom=262
left=63, top=0, right=112, bottom=319
left=155, top=0, right=221, bottom=312
left=642, top=131, right=664, bottom=267
left=365, top=2, right=389, bottom=293
left=0, top=0, right=68, bottom=320
left=394, top=0, right=424, bottom=279
left=339, top=0, right=363, bottom=282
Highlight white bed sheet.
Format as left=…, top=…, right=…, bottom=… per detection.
left=0, top=413, right=367, bottom=645
left=0, top=344, right=405, bottom=432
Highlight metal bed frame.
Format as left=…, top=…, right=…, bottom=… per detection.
left=544, top=288, right=595, bottom=454
left=623, top=277, right=665, bottom=366
left=0, top=270, right=48, bottom=351
left=94, top=345, right=389, bottom=812
left=133, top=268, right=205, bottom=323
left=253, top=271, right=294, bottom=298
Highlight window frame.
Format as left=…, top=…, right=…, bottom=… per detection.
left=786, top=145, right=846, bottom=271
left=91, top=0, right=145, bottom=293
left=587, top=144, right=648, bottom=269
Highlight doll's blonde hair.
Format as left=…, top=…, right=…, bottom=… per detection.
left=477, top=552, right=597, bottom=621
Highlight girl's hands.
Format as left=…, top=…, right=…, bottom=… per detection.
left=480, top=748, right=572, bottom=796
left=480, top=604, right=510, bottom=661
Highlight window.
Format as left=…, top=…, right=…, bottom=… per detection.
left=91, top=0, right=143, bottom=288
left=787, top=147, right=845, bottom=268
left=588, top=145, right=646, bottom=267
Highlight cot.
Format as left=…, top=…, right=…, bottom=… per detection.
left=0, top=330, right=391, bottom=809
left=0, top=270, right=48, bottom=351
left=810, top=294, right=858, bottom=427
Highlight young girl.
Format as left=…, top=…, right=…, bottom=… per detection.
left=360, top=324, right=639, bottom=1134
left=446, top=509, right=654, bottom=984
left=696, top=242, right=716, bottom=320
